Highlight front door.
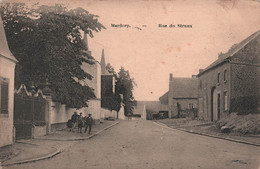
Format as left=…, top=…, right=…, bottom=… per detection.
left=211, top=87, right=218, bottom=122
left=217, top=93, right=221, bottom=120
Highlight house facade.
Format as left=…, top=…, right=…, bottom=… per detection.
left=0, top=14, right=18, bottom=147
left=198, top=30, right=260, bottom=121
left=159, top=74, right=199, bottom=118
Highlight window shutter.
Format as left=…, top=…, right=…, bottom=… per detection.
left=1, top=79, right=9, bottom=114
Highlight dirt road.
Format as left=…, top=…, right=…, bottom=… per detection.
left=5, top=120, right=260, bottom=169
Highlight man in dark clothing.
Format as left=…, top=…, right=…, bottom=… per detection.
left=71, top=112, right=78, bottom=132
left=78, top=113, right=83, bottom=133
left=84, top=114, right=94, bottom=134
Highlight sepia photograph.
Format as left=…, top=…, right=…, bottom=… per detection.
left=0, top=0, right=259, bottom=168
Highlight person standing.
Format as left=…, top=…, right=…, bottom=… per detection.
left=71, top=112, right=78, bottom=132
left=84, top=114, right=94, bottom=134
left=78, top=113, right=84, bottom=133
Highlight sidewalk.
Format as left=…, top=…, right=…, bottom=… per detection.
left=0, top=120, right=119, bottom=167
left=155, top=118, right=260, bottom=146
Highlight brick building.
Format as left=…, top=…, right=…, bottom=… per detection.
left=198, top=30, right=260, bottom=121
left=0, top=14, right=18, bottom=147
left=159, top=74, right=199, bottom=118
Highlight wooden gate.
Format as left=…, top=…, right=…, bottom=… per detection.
left=14, top=85, right=46, bottom=139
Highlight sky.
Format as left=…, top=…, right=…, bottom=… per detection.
left=2, top=0, right=260, bottom=101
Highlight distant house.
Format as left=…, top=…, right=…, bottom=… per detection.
left=133, top=102, right=147, bottom=120
left=159, top=74, right=199, bottom=118
left=0, top=14, right=18, bottom=147
left=133, top=101, right=160, bottom=120
left=159, top=91, right=169, bottom=118
left=198, top=30, right=260, bottom=121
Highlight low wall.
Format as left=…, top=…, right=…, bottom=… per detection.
left=51, top=122, right=67, bottom=132
left=48, top=99, right=101, bottom=132
left=101, top=108, right=117, bottom=119
left=33, top=125, right=47, bottom=138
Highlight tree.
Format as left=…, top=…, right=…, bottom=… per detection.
left=1, top=3, right=105, bottom=108
left=116, top=67, right=136, bottom=116
left=106, top=63, right=116, bottom=75
left=101, top=63, right=121, bottom=116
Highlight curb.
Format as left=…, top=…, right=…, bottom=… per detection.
left=153, top=121, right=260, bottom=147
left=1, top=121, right=119, bottom=167
left=2, top=147, right=61, bottom=167
left=35, top=121, right=120, bottom=141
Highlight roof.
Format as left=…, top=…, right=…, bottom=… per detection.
left=136, top=101, right=160, bottom=112
left=159, top=91, right=168, bottom=105
left=171, top=77, right=198, bottom=99
left=199, top=29, right=260, bottom=76
left=0, top=14, right=18, bottom=63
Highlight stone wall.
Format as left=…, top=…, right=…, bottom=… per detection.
left=198, top=62, right=230, bottom=121
left=230, top=63, right=260, bottom=114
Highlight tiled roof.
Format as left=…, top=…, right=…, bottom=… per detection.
left=159, top=91, right=168, bottom=105
left=0, top=15, right=17, bottom=63
left=171, top=78, right=198, bottom=98
left=199, top=29, right=260, bottom=75
left=137, top=101, right=160, bottom=112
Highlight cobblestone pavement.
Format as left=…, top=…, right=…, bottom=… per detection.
left=4, top=120, right=260, bottom=169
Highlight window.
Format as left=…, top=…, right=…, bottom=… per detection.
left=217, top=73, right=220, bottom=84
left=223, top=91, right=228, bottom=111
left=188, top=103, right=194, bottom=109
left=203, top=96, right=207, bottom=115
left=199, top=80, right=202, bottom=89
left=0, top=77, right=9, bottom=114
left=224, top=70, right=227, bottom=82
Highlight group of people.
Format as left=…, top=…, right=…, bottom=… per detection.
left=67, top=112, right=94, bottom=134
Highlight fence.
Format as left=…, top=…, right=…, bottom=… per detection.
left=14, top=84, right=46, bottom=139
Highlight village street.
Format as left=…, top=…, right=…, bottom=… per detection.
left=4, top=120, right=259, bottom=169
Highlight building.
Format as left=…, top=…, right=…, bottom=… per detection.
left=159, top=74, right=199, bottom=118
left=159, top=91, right=169, bottom=118
left=0, top=14, right=18, bottom=147
left=133, top=101, right=159, bottom=120
left=80, top=33, right=101, bottom=120
left=46, top=33, right=103, bottom=132
left=133, top=102, right=147, bottom=120
left=100, top=49, right=117, bottom=111
left=198, top=30, right=260, bottom=121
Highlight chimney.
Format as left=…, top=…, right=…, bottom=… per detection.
left=169, top=73, right=173, bottom=91
left=169, top=73, right=173, bottom=81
